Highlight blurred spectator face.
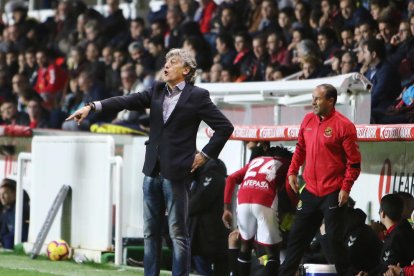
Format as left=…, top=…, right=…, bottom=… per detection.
left=356, top=43, right=364, bottom=64
left=130, top=48, right=142, bottom=62
left=253, top=38, right=265, bottom=59
left=261, top=0, right=276, bottom=19
left=411, top=16, right=414, bottom=36
left=1, top=102, right=17, bottom=121
left=151, top=22, right=164, bottom=37
left=331, top=56, right=341, bottom=72
left=107, top=0, right=120, bottom=14
left=220, top=70, right=233, bottom=82
left=0, top=186, right=15, bottom=207
left=210, top=63, right=222, bottom=82
left=317, top=34, right=330, bottom=52
left=370, top=4, right=382, bottom=21
left=292, top=30, right=303, bottom=44
left=321, top=0, right=331, bottom=15
left=6, top=52, right=17, bottom=66
left=102, top=47, right=113, bottom=66
left=340, top=0, right=354, bottom=20
left=182, top=40, right=196, bottom=58
left=77, top=73, right=92, bottom=92
left=267, top=33, right=282, bottom=55
left=27, top=99, right=41, bottom=119
left=12, top=10, right=26, bottom=24
left=148, top=42, right=162, bottom=57
left=70, top=48, right=83, bottom=66
left=295, top=2, right=307, bottom=22
left=341, top=30, right=354, bottom=49
left=215, top=38, right=226, bottom=54
left=130, top=21, right=144, bottom=40
left=121, top=70, right=136, bottom=90
left=114, top=50, right=126, bottom=65
left=25, top=52, right=36, bottom=68
left=8, top=25, right=19, bottom=42
left=221, top=8, right=234, bottom=27
left=378, top=22, right=393, bottom=43
left=278, top=12, right=291, bottom=28
left=272, top=69, right=284, bottom=80
left=69, top=77, right=78, bottom=93
left=398, top=22, right=411, bottom=41
left=85, top=26, right=98, bottom=42
left=341, top=52, right=356, bottom=74
left=359, top=23, right=373, bottom=41
left=354, top=26, right=361, bottom=43
left=167, top=10, right=181, bottom=29
left=265, top=65, right=274, bottom=81
left=77, top=14, right=86, bottom=33
left=302, top=61, right=316, bottom=78
left=179, top=0, right=191, bottom=14
left=234, top=36, right=247, bottom=52
left=36, top=52, right=48, bottom=68
left=362, top=44, right=374, bottom=66
left=12, top=74, right=29, bottom=94
left=86, top=43, right=100, bottom=62
left=56, top=1, right=69, bottom=21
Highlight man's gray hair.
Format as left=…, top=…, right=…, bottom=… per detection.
left=166, top=48, right=197, bottom=84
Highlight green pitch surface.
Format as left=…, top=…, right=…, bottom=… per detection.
left=0, top=252, right=171, bottom=276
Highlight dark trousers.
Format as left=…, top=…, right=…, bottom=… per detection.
left=279, top=188, right=349, bottom=276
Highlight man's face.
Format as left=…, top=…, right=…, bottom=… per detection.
left=121, top=71, right=136, bottom=90
left=0, top=187, right=16, bottom=207
left=321, top=0, right=331, bottom=15
left=234, top=36, right=246, bottom=52
left=359, top=24, right=373, bottom=40
left=25, top=52, right=36, bottom=67
left=102, top=48, right=113, bottom=65
left=253, top=39, right=265, bottom=59
left=163, top=55, right=188, bottom=86
left=341, top=53, right=355, bottom=74
left=312, top=87, right=333, bottom=117
left=340, top=0, right=353, bottom=19
left=221, top=8, right=233, bottom=27
left=362, top=45, right=374, bottom=66
left=379, top=22, right=393, bottom=43
left=36, top=52, right=48, bottom=68
left=27, top=100, right=40, bottom=117
left=317, top=34, right=329, bottom=52
left=341, top=30, right=354, bottom=48
left=267, top=34, right=280, bottom=55
left=130, top=21, right=143, bottom=39
left=1, top=102, right=17, bottom=121
left=370, top=4, right=381, bottom=20
left=12, top=75, right=28, bottom=94
left=302, top=62, right=316, bottom=79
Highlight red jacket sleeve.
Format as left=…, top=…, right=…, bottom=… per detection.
left=403, top=265, right=414, bottom=276
left=341, top=123, right=361, bottom=192
left=224, top=164, right=248, bottom=204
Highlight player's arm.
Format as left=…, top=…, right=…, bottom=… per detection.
left=341, top=124, right=361, bottom=193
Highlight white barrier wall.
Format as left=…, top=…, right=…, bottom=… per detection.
left=27, top=136, right=115, bottom=251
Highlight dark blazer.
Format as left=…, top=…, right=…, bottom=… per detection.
left=100, top=81, right=234, bottom=180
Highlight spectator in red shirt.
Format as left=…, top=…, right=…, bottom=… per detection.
left=34, top=49, right=68, bottom=110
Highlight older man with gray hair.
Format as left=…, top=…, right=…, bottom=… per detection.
left=66, top=48, right=234, bottom=276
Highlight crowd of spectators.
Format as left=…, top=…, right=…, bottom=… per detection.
left=1, top=0, right=414, bottom=129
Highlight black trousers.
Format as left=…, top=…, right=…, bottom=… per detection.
left=279, top=188, right=349, bottom=276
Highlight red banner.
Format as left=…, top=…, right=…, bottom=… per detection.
left=205, top=124, right=414, bottom=142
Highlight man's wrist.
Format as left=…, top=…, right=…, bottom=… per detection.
left=85, top=102, right=96, bottom=112
left=200, top=151, right=210, bottom=160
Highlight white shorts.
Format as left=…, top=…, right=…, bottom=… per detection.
left=236, top=203, right=282, bottom=245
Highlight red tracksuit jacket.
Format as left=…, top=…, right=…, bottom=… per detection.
left=287, top=109, right=361, bottom=196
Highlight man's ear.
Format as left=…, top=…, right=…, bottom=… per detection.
left=183, top=67, right=190, bottom=76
